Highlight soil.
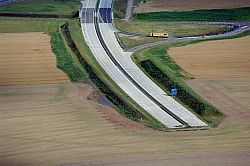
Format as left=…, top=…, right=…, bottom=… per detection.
left=0, top=32, right=68, bottom=85
left=168, top=36, right=250, bottom=127
left=168, top=36, right=250, bottom=79
left=1, top=29, right=250, bottom=166
left=135, top=0, right=250, bottom=13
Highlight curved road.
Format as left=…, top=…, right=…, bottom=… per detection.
left=80, top=0, right=209, bottom=128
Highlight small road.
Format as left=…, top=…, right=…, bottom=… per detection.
left=117, top=21, right=250, bottom=52
left=124, top=0, right=134, bottom=21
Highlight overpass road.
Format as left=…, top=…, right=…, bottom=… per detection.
left=80, top=0, right=208, bottom=128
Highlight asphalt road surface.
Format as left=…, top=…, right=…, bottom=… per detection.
left=80, top=0, right=208, bottom=128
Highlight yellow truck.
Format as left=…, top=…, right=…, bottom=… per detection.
left=149, top=33, right=168, bottom=38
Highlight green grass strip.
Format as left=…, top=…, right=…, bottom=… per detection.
left=134, top=7, right=250, bottom=22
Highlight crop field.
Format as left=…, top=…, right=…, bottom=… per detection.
left=0, top=0, right=79, bottom=14
left=0, top=26, right=249, bottom=165
left=135, top=0, right=250, bottom=13
left=0, top=32, right=68, bottom=85
left=168, top=36, right=250, bottom=127
left=168, top=36, right=250, bottom=79
left=0, top=83, right=250, bottom=165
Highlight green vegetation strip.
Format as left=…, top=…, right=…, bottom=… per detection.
left=0, top=0, right=79, bottom=15
left=133, top=44, right=224, bottom=127
left=134, top=7, right=250, bottom=22
left=115, top=19, right=231, bottom=37
left=51, top=29, right=87, bottom=82
left=62, top=20, right=166, bottom=130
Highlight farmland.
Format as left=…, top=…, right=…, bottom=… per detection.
left=0, top=32, right=68, bottom=85
left=0, top=0, right=79, bottom=15
left=0, top=0, right=250, bottom=165
left=135, top=0, right=250, bottom=13
left=168, top=36, right=250, bottom=79
left=167, top=36, right=250, bottom=127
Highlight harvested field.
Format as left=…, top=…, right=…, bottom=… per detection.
left=0, top=32, right=68, bottom=85
left=168, top=36, right=250, bottom=128
left=1, top=83, right=250, bottom=165
left=168, top=36, right=250, bottom=79
left=135, top=0, right=250, bottom=13
left=186, top=78, right=250, bottom=127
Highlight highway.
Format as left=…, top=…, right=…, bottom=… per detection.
left=80, top=0, right=208, bottom=128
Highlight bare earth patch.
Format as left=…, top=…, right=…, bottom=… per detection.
left=135, top=0, right=250, bottom=13
left=0, top=32, right=68, bottom=85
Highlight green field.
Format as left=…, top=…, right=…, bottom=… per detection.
left=0, top=0, right=79, bottom=15
left=0, top=17, right=64, bottom=33
left=134, top=7, right=250, bottom=22
left=115, top=19, right=230, bottom=36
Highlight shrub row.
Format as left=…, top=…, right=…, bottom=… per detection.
left=140, top=60, right=221, bottom=116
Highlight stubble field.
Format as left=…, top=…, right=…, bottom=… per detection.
left=0, top=31, right=249, bottom=165
left=0, top=32, right=68, bottom=85
left=135, top=0, right=250, bottom=13
left=168, top=36, right=250, bottom=127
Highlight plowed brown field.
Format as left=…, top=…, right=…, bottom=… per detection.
left=168, top=36, right=250, bottom=79
left=135, top=0, right=250, bottom=13
left=169, top=36, right=250, bottom=127
left=0, top=32, right=68, bottom=85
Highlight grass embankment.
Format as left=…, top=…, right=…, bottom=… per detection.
left=134, top=7, right=250, bottom=22
left=0, top=0, right=79, bottom=15
left=63, top=20, right=166, bottom=130
left=132, top=43, right=224, bottom=126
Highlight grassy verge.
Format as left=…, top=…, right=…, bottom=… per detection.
left=51, top=29, right=87, bottom=82
left=134, top=7, right=250, bottom=22
left=115, top=19, right=231, bottom=37
left=65, top=19, right=167, bottom=130
left=132, top=43, right=224, bottom=127
left=116, top=33, right=167, bottom=51
left=0, top=0, right=79, bottom=15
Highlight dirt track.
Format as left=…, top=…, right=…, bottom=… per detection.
left=0, top=32, right=68, bottom=85
left=135, top=0, right=250, bottom=12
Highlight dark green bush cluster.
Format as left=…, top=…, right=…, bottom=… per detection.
left=140, top=60, right=221, bottom=116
